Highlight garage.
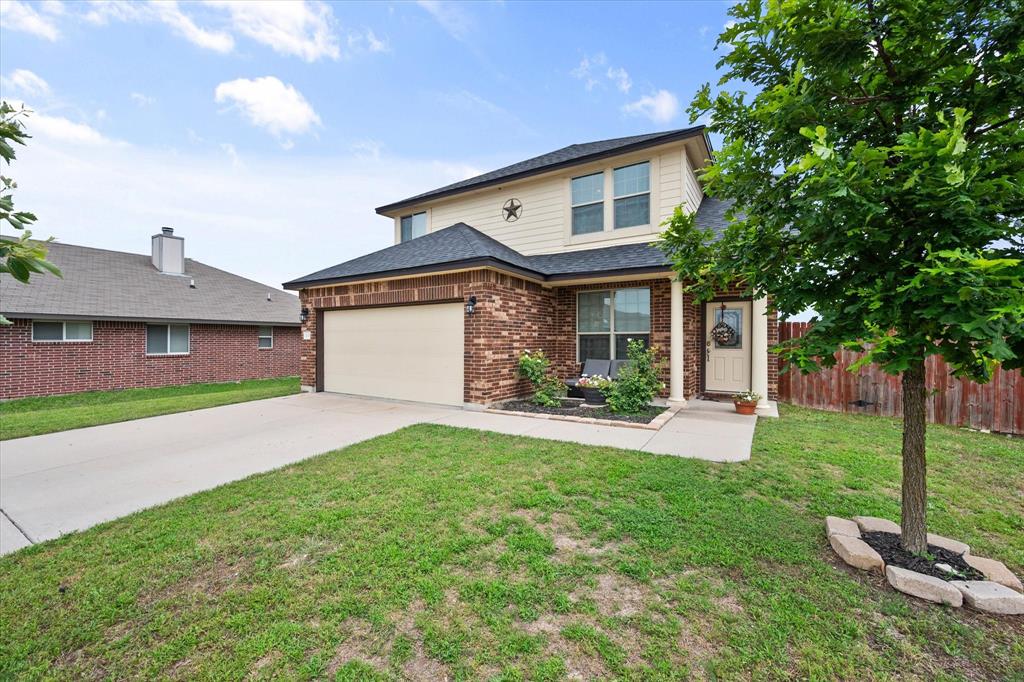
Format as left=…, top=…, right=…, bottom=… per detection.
left=321, top=303, right=465, bottom=406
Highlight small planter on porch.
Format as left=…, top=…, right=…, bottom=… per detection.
left=732, top=391, right=761, bottom=415
left=578, top=375, right=612, bottom=406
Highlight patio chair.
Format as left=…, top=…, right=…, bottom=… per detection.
left=565, top=359, right=611, bottom=397
left=609, top=360, right=630, bottom=380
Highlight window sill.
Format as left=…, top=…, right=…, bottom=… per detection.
left=31, top=340, right=93, bottom=344
left=567, top=223, right=655, bottom=246
left=257, top=346, right=274, bottom=350
left=146, top=353, right=190, bottom=357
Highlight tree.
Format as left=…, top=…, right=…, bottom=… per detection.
left=661, top=0, right=1024, bottom=553
left=0, top=101, right=60, bottom=324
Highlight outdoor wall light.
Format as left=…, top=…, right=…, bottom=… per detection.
left=465, top=296, right=477, bottom=315
left=300, top=307, right=309, bottom=323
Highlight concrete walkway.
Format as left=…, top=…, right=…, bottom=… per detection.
left=0, top=392, right=759, bottom=555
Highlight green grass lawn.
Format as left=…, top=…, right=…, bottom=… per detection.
left=1, top=405, right=1021, bottom=680
left=0, top=377, right=300, bottom=440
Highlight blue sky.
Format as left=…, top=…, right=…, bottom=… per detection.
left=1, top=0, right=734, bottom=289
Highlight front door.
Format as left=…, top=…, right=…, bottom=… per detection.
left=705, top=301, right=751, bottom=394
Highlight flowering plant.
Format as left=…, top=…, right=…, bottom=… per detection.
left=732, top=390, right=762, bottom=404
left=577, top=374, right=612, bottom=390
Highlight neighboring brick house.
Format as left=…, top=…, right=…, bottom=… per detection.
left=0, top=229, right=300, bottom=399
left=284, top=128, right=778, bottom=409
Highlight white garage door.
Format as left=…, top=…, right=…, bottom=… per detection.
left=322, top=303, right=464, bottom=406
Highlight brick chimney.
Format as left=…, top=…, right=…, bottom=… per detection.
left=151, top=227, right=184, bottom=275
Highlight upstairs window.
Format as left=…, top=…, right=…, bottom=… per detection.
left=613, top=161, right=650, bottom=229
left=258, top=326, right=273, bottom=349
left=147, top=324, right=189, bottom=355
left=400, top=212, right=427, bottom=242
left=571, top=172, right=604, bottom=235
left=32, top=320, right=93, bottom=342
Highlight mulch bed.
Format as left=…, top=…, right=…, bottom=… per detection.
left=497, top=400, right=667, bottom=425
left=861, top=531, right=985, bottom=581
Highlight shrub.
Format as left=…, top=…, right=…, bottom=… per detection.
left=606, top=339, right=665, bottom=414
left=517, top=350, right=566, bottom=407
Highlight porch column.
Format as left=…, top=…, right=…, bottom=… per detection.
left=751, top=296, right=770, bottom=408
left=668, top=278, right=687, bottom=405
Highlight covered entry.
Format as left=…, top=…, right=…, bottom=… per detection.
left=321, top=302, right=464, bottom=406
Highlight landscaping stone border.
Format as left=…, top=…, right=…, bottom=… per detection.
left=484, top=403, right=683, bottom=431
left=826, top=515, right=1024, bottom=615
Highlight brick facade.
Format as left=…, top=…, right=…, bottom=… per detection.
left=0, top=319, right=300, bottom=400
left=298, top=270, right=779, bottom=406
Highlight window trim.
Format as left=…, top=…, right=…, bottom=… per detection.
left=576, top=288, right=651, bottom=363
left=257, top=326, right=274, bottom=349
left=31, top=320, right=94, bottom=343
left=399, top=211, right=428, bottom=242
left=612, top=161, right=651, bottom=230
left=563, top=154, right=661, bottom=246
left=570, top=171, right=606, bottom=236
left=146, top=323, right=190, bottom=356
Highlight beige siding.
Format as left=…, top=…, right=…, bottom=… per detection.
left=389, top=139, right=705, bottom=255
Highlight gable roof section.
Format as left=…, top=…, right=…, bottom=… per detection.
left=376, top=127, right=708, bottom=215
left=284, top=197, right=734, bottom=289
left=1, top=240, right=300, bottom=325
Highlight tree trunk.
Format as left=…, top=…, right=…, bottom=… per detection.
left=900, top=358, right=928, bottom=553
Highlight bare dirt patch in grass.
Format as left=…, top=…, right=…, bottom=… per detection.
left=139, top=557, right=250, bottom=608
left=327, top=618, right=390, bottom=675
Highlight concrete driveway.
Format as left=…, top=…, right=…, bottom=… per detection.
left=0, top=392, right=758, bottom=555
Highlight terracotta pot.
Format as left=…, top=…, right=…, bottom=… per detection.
left=734, top=400, right=757, bottom=415
left=581, top=387, right=607, bottom=405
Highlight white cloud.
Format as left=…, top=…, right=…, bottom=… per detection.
left=622, top=89, right=680, bottom=124
left=27, top=111, right=111, bottom=145
left=84, top=0, right=234, bottom=53
left=434, top=89, right=535, bottom=137
left=203, top=0, right=339, bottom=62
left=351, top=139, right=382, bottom=161
left=11, top=135, right=488, bottom=290
left=130, top=92, right=155, bottom=107
left=214, top=76, right=321, bottom=139
left=0, top=0, right=61, bottom=40
left=1, top=69, right=51, bottom=98
left=606, top=66, right=632, bottom=94
left=698, top=25, right=710, bottom=38
left=416, top=0, right=473, bottom=41
left=570, top=53, right=606, bottom=91
left=349, top=27, right=389, bottom=54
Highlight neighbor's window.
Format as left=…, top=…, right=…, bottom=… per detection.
left=577, top=288, right=650, bottom=362
left=31, top=320, right=93, bottom=342
left=258, top=326, right=273, bottom=349
left=146, top=324, right=189, bottom=355
left=613, top=161, right=650, bottom=229
left=400, top=212, right=427, bottom=242
left=571, top=171, right=604, bottom=235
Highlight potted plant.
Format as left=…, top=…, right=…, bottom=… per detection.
left=578, top=374, right=612, bottom=405
left=732, top=390, right=761, bottom=415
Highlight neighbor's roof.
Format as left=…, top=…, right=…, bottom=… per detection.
left=284, top=197, right=734, bottom=289
left=376, top=127, right=709, bottom=215
left=1, top=240, right=300, bottom=325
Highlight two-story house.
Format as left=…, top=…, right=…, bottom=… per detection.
left=283, top=127, right=778, bottom=409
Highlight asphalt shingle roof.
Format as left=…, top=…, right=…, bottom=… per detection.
left=284, top=197, right=735, bottom=289
left=376, top=127, right=708, bottom=214
left=1, top=240, right=300, bottom=325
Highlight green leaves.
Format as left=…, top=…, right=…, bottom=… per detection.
left=661, top=0, right=1024, bottom=383
left=0, top=100, right=60, bottom=321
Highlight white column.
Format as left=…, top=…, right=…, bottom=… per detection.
left=751, top=296, right=770, bottom=408
left=668, top=278, right=687, bottom=405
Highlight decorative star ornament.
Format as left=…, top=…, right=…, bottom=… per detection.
left=502, top=198, right=522, bottom=222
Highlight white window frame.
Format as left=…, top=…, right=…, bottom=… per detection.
left=146, top=323, right=190, bottom=356
left=399, top=211, right=428, bottom=242
left=612, top=161, right=651, bottom=230
left=258, top=326, right=273, bottom=349
left=31, top=320, right=93, bottom=343
left=570, top=171, right=605, bottom=235
left=576, top=288, right=651, bottom=362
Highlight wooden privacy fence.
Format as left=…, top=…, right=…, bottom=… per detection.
left=778, top=322, right=1024, bottom=436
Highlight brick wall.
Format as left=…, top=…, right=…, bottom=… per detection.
left=0, top=319, right=300, bottom=399
left=550, top=279, right=673, bottom=397
left=298, top=271, right=779, bottom=405
left=298, top=270, right=555, bottom=404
